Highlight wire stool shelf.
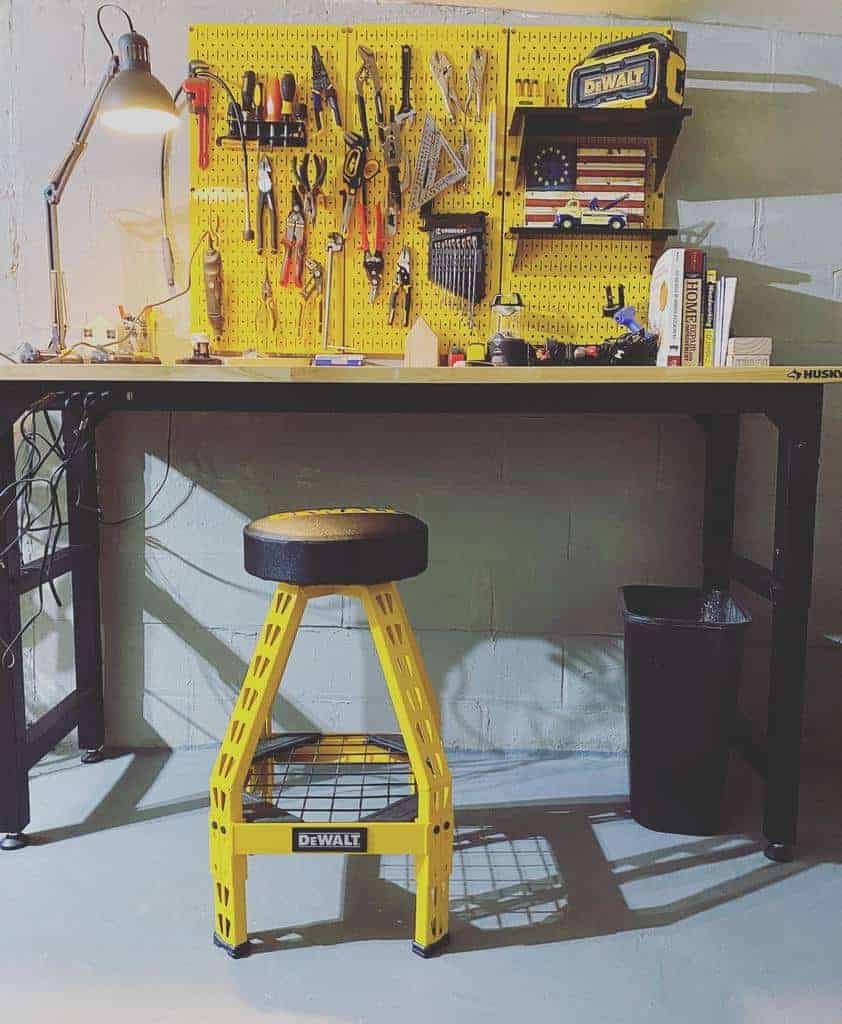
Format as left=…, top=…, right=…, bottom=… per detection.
left=243, top=732, right=418, bottom=824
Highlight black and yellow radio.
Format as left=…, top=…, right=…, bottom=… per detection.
left=567, top=33, right=686, bottom=110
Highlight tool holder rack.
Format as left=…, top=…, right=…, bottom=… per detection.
left=187, top=23, right=685, bottom=356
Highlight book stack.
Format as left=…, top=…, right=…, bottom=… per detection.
left=648, top=249, right=746, bottom=367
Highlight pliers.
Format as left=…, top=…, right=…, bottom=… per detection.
left=429, top=51, right=461, bottom=123
left=256, top=154, right=277, bottom=255
left=280, top=187, right=306, bottom=288
left=255, top=260, right=277, bottom=336
left=298, top=258, right=324, bottom=335
left=293, top=154, right=327, bottom=226
left=311, top=46, right=342, bottom=130
left=388, top=246, right=412, bottom=327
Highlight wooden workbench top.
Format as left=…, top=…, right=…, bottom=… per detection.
left=0, top=364, right=838, bottom=385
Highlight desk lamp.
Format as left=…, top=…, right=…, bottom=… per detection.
left=30, top=4, right=177, bottom=362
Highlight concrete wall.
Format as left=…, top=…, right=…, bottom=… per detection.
left=2, top=1, right=841, bottom=754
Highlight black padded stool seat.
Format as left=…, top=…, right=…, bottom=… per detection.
left=243, top=508, right=428, bottom=585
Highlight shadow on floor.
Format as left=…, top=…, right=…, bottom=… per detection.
left=247, top=793, right=816, bottom=957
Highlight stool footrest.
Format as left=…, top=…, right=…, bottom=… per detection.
left=243, top=732, right=417, bottom=825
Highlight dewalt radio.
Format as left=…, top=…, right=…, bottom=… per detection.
left=567, top=33, right=686, bottom=110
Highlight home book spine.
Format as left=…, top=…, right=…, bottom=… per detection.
left=681, top=249, right=705, bottom=366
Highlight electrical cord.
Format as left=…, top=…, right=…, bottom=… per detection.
left=0, top=393, right=176, bottom=665
left=96, top=4, right=134, bottom=55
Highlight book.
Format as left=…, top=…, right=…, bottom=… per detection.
left=681, top=249, right=705, bottom=365
left=714, top=277, right=738, bottom=366
left=702, top=268, right=718, bottom=367
left=648, top=248, right=684, bottom=366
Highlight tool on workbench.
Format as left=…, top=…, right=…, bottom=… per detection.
left=182, top=75, right=211, bottom=170
left=388, top=246, right=412, bottom=328
left=356, top=45, right=386, bottom=140
left=256, top=154, right=278, bottom=255
left=293, top=154, right=327, bottom=226
left=395, top=45, right=415, bottom=126
left=177, top=331, right=224, bottom=365
left=381, top=108, right=409, bottom=235
left=255, top=259, right=278, bottom=338
left=203, top=214, right=224, bottom=338
left=322, top=231, right=344, bottom=350
left=486, top=293, right=530, bottom=366
left=407, top=115, right=467, bottom=211
left=281, top=187, right=306, bottom=288
left=360, top=202, right=386, bottom=303
left=298, top=257, right=324, bottom=336
left=311, top=46, right=342, bottom=130
left=464, top=47, right=487, bottom=123
left=429, top=51, right=461, bottom=123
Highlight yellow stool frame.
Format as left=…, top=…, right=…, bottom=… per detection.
left=209, top=580, right=453, bottom=958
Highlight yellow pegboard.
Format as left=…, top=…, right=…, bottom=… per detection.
left=188, top=24, right=348, bottom=354
left=343, top=25, right=508, bottom=355
left=503, top=26, right=672, bottom=348
left=186, top=24, right=680, bottom=357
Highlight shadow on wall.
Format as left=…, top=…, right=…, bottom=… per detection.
left=676, top=71, right=842, bottom=202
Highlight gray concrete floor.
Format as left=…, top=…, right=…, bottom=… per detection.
left=3, top=749, right=842, bottom=1024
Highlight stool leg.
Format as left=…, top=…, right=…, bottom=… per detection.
left=210, top=583, right=308, bottom=957
left=360, top=583, right=453, bottom=956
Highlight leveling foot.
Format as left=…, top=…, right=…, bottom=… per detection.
left=1, top=833, right=29, bottom=851
left=412, top=933, right=450, bottom=959
left=213, top=934, right=251, bottom=959
left=81, top=747, right=105, bottom=765
left=765, top=842, right=795, bottom=863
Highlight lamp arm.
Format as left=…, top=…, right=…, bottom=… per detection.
left=42, top=55, right=119, bottom=351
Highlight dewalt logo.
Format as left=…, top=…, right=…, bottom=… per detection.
left=583, top=66, right=647, bottom=98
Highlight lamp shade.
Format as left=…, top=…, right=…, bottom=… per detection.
left=99, top=31, right=178, bottom=134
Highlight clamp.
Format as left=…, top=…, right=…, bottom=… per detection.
left=293, top=154, right=327, bottom=226
left=388, top=247, right=412, bottom=327
left=256, top=154, right=278, bottom=254
left=280, top=187, right=306, bottom=288
left=464, top=47, right=487, bottom=122
left=429, top=51, right=461, bottom=123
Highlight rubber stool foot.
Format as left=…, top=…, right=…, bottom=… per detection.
left=765, top=842, right=795, bottom=863
left=213, top=934, right=250, bottom=959
left=412, top=933, right=450, bottom=958
left=1, top=833, right=29, bottom=851
left=81, top=748, right=105, bottom=765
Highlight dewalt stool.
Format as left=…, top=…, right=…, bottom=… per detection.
left=209, top=508, right=453, bottom=959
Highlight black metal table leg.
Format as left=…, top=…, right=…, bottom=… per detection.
left=763, top=390, right=823, bottom=862
left=63, top=405, right=106, bottom=765
left=700, top=414, right=740, bottom=591
left=0, top=415, right=30, bottom=849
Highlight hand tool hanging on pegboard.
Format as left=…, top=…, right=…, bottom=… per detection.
left=256, top=154, right=278, bottom=255
left=395, top=45, right=415, bottom=127
left=422, top=212, right=486, bottom=328
left=359, top=202, right=385, bottom=303
left=254, top=259, right=278, bottom=339
left=356, top=46, right=386, bottom=141
left=311, top=46, right=342, bottom=130
left=322, top=232, right=344, bottom=350
left=464, top=48, right=487, bottom=123
left=293, top=154, right=327, bottom=226
left=340, top=134, right=379, bottom=240
left=203, top=214, right=224, bottom=338
left=429, top=51, right=462, bottom=123
left=298, top=258, right=324, bottom=336
left=281, top=187, right=306, bottom=288
left=388, top=246, right=412, bottom=327
left=381, top=109, right=409, bottom=235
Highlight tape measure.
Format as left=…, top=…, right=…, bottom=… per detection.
left=567, top=33, right=686, bottom=110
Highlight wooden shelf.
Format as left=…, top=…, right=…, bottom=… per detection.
left=509, top=105, right=691, bottom=189
left=508, top=226, right=676, bottom=240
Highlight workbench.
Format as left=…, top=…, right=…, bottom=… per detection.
left=0, top=364, right=834, bottom=860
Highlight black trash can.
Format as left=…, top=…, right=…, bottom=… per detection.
left=619, top=585, right=752, bottom=836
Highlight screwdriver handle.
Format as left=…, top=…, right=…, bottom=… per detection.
left=281, top=73, right=296, bottom=120
left=241, top=69, right=256, bottom=115
left=264, top=76, right=281, bottom=123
